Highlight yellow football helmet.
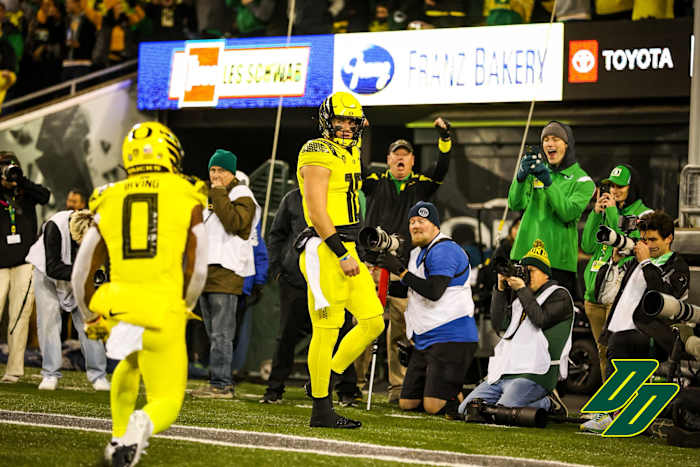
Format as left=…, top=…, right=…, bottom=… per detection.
left=122, top=121, right=184, bottom=175
left=318, top=91, right=365, bottom=147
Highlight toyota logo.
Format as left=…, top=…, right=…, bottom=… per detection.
left=571, top=49, right=596, bottom=74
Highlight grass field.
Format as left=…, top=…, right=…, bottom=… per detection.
left=1, top=364, right=699, bottom=466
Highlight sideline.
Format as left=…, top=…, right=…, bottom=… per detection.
left=0, top=410, right=589, bottom=467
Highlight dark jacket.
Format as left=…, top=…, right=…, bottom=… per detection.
left=362, top=143, right=451, bottom=264
left=268, top=188, right=306, bottom=289
left=43, top=219, right=77, bottom=281
left=65, top=13, right=97, bottom=62
left=600, top=252, right=690, bottom=345
left=1, top=177, right=51, bottom=268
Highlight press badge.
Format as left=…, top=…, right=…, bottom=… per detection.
left=590, top=259, right=605, bottom=272
left=533, top=179, right=544, bottom=189
left=6, top=234, right=21, bottom=244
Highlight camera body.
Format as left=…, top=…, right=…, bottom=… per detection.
left=1, top=163, right=22, bottom=183
left=492, top=256, right=530, bottom=287
left=358, top=226, right=402, bottom=254
left=618, top=214, right=639, bottom=234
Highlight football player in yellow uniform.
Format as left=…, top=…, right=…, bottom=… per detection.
left=297, top=92, right=385, bottom=428
left=71, top=122, right=208, bottom=466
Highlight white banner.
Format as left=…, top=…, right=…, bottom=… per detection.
left=168, top=41, right=311, bottom=107
left=332, top=24, right=564, bottom=105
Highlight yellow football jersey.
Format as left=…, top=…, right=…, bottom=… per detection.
left=89, top=173, right=207, bottom=298
left=296, top=138, right=362, bottom=227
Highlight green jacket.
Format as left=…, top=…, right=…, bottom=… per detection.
left=508, top=162, right=595, bottom=272
left=581, top=198, right=652, bottom=302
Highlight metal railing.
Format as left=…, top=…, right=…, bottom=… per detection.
left=679, top=164, right=700, bottom=227
left=2, top=59, right=138, bottom=114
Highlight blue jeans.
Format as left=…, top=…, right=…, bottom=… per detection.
left=34, top=269, right=107, bottom=383
left=458, top=377, right=551, bottom=415
left=199, top=292, right=238, bottom=388
left=231, top=296, right=251, bottom=372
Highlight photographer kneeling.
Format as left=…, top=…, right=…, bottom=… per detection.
left=377, top=201, right=478, bottom=415
left=457, top=240, right=574, bottom=418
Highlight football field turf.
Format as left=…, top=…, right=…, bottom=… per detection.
left=1, top=365, right=698, bottom=466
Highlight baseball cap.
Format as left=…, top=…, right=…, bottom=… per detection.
left=389, top=139, right=413, bottom=154
left=602, top=165, right=631, bottom=186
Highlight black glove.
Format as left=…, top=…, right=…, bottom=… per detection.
left=377, top=253, right=405, bottom=276
left=435, top=118, right=451, bottom=140
left=363, top=249, right=380, bottom=265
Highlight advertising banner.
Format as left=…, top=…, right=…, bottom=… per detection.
left=138, top=35, right=334, bottom=110
left=332, top=24, right=564, bottom=105
left=564, top=18, right=691, bottom=100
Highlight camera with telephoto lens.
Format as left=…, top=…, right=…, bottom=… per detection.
left=492, top=256, right=530, bottom=287
left=1, top=163, right=22, bottom=183
left=463, top=399, right=548, bottom=428
left=595, top=224, right=638, bottom=256
left=643, top=291, right=700, bottom=325
left=358, top=226, right=402, bottom=254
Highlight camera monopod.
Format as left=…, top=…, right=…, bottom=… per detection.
left=366, top=267, right=390, bottom=411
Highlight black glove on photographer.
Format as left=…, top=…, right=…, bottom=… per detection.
left=377, top=253, right=405, bottom=275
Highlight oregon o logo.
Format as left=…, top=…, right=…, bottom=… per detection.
left=572, top=49, right=596, bottom=74
left=418, top=207, right=429, bottom=217
left=611, top=167, right=622, bottom=176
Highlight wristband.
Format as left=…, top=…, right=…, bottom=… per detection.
left=340, top=254, right=350, bottom=262
left=325, top=233, right=348, bottom=258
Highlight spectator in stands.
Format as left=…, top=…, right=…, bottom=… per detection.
left=0, top=3, right=21, bottom=71
left=62, top=0, right=96, bottom=81
left=83, top=0, right=145, bottom=68
left=423, top=0, right=468, bottom=28
left=26, top=209, right=110, bottom=391
left=544, top=0, right=591, bottom=21
left=369, top=2, right=390, bottom=31
left=507, top=121, right=595, bottom=299
left=196, top=0, right=232, bottom=37
left=293, top=0, right=332, bottom=34
left=330, top=0, right=370, bottom=33
left=231, top=0, right=274, bottom=37
left=595, top=0, right=673, bottom=20
left=26, top=0, right=63, bottom=92
left=66, top=187, right=87, bottom=210
left=483, top=0, right=534, bottom=25
left=142, top=0, right=196, bottom=42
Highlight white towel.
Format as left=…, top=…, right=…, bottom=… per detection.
left=304, top=237, right=330, bottom=311
left=106, top=322, right=145, bottom=360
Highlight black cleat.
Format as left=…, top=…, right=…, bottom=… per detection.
left=111, top=444, right=138, bottom=467
left=309, top=395, right=361, bottom=429
left=260, top=390, right=283, bottom=404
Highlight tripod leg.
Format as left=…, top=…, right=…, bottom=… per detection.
left=366, top=340, right=378, bottom=410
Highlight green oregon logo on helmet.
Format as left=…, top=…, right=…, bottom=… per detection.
left=581, top=359, right=679, bottom=437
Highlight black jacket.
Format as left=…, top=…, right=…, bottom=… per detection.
left=362, top=144, right=451, bottom=264
left=43, top=220, right=78, bottom=281
left=491, top=279, right=573, bottom=333
left=600, top=252, right=689, bottom=345
left=1, top=178, right=51, bottom=268
left=267, top=188, right=307, bottom=289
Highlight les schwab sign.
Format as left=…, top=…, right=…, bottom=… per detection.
left=332, top=24, right=564, bottom=105
left=137, top=36, right=334, bottom=110
left=168, top=41, right=309, bottom=107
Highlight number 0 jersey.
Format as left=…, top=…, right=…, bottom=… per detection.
left=296, top=138, right=362, bottom=228
left=89, top=173, right=207, bottom=298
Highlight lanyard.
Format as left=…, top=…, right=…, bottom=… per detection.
left=1, top=195, right=16, bottom=234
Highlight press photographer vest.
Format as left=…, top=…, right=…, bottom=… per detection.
left=487, top=284, right=573, bottom=384
left=26, top=210, right=75, bottom=310
left=203, top=184, right=260, bottom=278
left=405, top=233, right=474, bottom=339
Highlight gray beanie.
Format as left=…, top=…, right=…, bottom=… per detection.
left=541, top=122, right=568, bottom=144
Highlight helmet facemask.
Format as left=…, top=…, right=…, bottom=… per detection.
left=318, top=92, right=365, bottom=147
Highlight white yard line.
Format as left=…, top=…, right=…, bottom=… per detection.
left=0, top=410, right=591, bottom=467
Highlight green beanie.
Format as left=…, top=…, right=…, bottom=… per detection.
left=208, top=149, right=237, bottom=174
